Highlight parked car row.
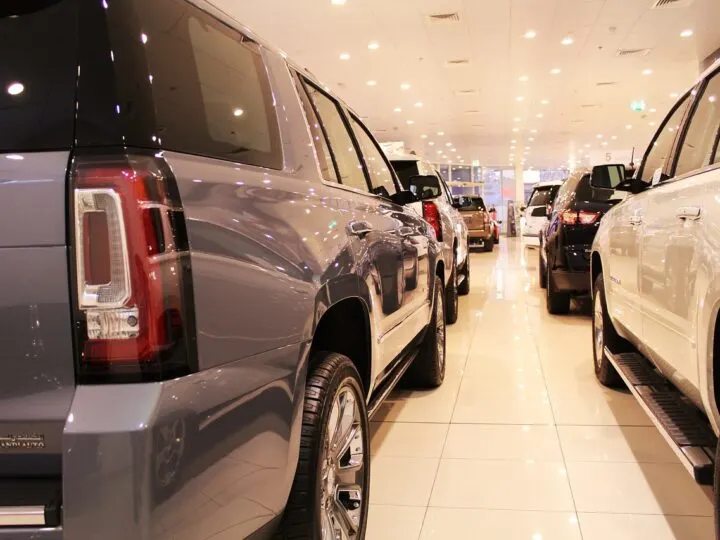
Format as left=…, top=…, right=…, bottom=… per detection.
left=0, top=1, right=474, bottom=539
left=535, top=59, right=720, bottom=537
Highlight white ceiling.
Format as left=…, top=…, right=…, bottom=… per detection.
left=216, top=0, right=720, bottom=169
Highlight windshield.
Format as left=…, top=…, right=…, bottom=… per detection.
left=0, top=0, right=78, bottom=152
left=528, top=186, right=558, bottom=207
left=456, top=196, right=486, bottom=211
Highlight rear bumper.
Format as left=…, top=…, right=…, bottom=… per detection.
left=468, top=229, right=493, bottom=243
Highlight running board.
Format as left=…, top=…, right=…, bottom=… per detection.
left=367, top=349, right=418, bottom=419
left=0, top=506, right=46, bottom=526
left=605, top=348, right=716, bottom=485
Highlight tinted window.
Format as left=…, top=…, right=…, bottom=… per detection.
left=350, top=116, right=398, bottom=196
left=640, top=93, right=691, bottom=183
left=457, top=196, right=486, bottom=211
left=295, top=77, right=338, bottom=183
left=392, top=160, right=421, bottom=188
left=0, top=0, right=78, bottom=151
left=406, top=176, right=442, bottom=199
left=304, top=83, right=368, bottom=192
left=675, top=73, right=720, bottom=176
left=528, top=186, right=557, bottom=206
left=574, top=174, right=613, bottom=202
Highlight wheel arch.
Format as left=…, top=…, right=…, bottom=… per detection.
left=591, top=251, right=603, bottom=296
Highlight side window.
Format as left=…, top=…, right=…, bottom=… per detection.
left=294, top=76, right=339, bottom=183
left=146, top=5, right=283, bottom=169
left=349, top=116, right=398, bottom=196
left=303, top=82, right=368, bottom=192
left=640, top=93, right=692, bottom=183
left=675, top=72, right=720, bottom=176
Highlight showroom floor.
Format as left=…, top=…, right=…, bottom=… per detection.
left=366, top=238, right=714, bottom=540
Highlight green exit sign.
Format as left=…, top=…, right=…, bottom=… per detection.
left=631, top=100, right=646, bottom=112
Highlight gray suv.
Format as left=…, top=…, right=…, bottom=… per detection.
left=0, top=1, right=447, bottom=539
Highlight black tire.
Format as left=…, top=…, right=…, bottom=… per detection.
left=484, top=236, right=494, bottom=252
left=592, top=273, right=628, bottom=387
left=278, top=352, right=370, bottom=540
left=458, top=253, right=470, bottom=296
left=546, top=266, right=570, bottom=314
left=445, top=259, right=459, bottom=325
left=538, top=253, right=547, bottom=290
left=404, top=276, right=446, bottom=388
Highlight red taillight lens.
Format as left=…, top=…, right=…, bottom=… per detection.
left=72, top=153, right=195, bottom=382
left=578, top=210, right=601, bottom=225
left=422, top=201, right=443, bottom=241
left=560, top=210, right=601, bottom=226
left=561, top=211, right=578, bottom=225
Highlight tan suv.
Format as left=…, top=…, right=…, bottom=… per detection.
left=456, top=195, right=495, bottom=252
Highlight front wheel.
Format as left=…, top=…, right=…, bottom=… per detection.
left=592, top=273, right=627, bottom=387
left=404, top=276, right=446, bottom=388
left=278, top=353, right=370, bottom=540
left=538, top=252, right=547, bottom=290
left=483, top=236, right=494, bottom=253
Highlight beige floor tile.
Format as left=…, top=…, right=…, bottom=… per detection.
left=442, top=424, right=563, bottom=461
left=451, top=375, right=554, bottom=425
left=366, top=505, right=426, bottom=540
left=370, top=457, right=439, bottom=507
left=578, top=513, right=714, bottom=540
left=558, top=425, right=678, bottom=463
left=371, top=422, right=449, bottom=458
left=430, top=459, right=575, bottom=511
left=420, top=508, right=582, bottom=540
left=566, top=461, right=713, bottom=516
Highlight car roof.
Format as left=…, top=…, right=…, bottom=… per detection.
left=532, top=180, right=565, bottom=189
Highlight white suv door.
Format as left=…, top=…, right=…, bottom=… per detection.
left=640, top=71, right=720, bottom=395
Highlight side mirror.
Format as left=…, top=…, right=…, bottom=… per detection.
left=389, top=190, right=419, bottom=206
left=407, top=175, right=442, bottom=201
left=591, top=164, right=626, bottom=191
left=520, top=204, right=527, bottom=212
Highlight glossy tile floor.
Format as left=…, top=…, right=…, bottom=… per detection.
left=367, top=238, right=714, bottom=540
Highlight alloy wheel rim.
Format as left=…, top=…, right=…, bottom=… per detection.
left=320, top=385, right=365, bottom=540
left=436, top=289, right=446, bottom=371
left=593, top=291, right=604, bottom=368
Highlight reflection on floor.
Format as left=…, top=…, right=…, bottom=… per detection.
left=367, top=238, right=714, bottom=540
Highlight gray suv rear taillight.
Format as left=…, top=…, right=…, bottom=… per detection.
left=70, top=151, right=197, bottom=383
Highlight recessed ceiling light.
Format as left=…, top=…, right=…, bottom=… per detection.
left=331, top=0, right=346, bottom=4
left=516, top=96, right=525, bottom=102
left=601, top=141, right=608, bottom=146
left=649, top=108, right=657, bottom=113
left=531, top=129, right=537, bottom=133
left=525, top=146, right=530, bottom=150
left=584, top=144, right=591, bottom=148
left=393, top=107, right=402, bottom=113
left=670, top=92, right=679, bottom=98
left=649, top=121, right=656, bottom=126
left=339, top=52, right=351, bottom=60
left=451, top=148, right=457, bottom=152
left=528, top=137, right=535, bottom=142
left=446, top=142, right=452, bottom=147
left=6, top=82, right=24, bottom=96
left=710, top=95, right=718, bottom=103
left=550, top=68, right=561, bottom=75
left=400, top=83, right=411, bottom=90
left=626, top=124, right=633, bottom=129
left=524, top=30, right=537, bottom=39
left=512, top=128, right=520, bottom=132
left=597, top=134, right=603, bottom=139
left=437, top=131, right=444, bottom=136
left=421, top=134, right=428, bottom=139
left=611, top=135, right=618, bottom=140
left=437, top=150, right=443, bottom=154
left=233, top=108, right=244, bottom=117
left=680, top=29, right=694, bottom=38
left=519, top=75, right=529, bottom=82
left=406, top=120, right=414, bottom=125
left=511, top=139, right=516, bottom=143
left=514, top=117, right=521, bottom=122
left=561, top=35, right=574, bottom=46
left=368, top=41, right=380, bottom=50
left=429, top=142, right=435, bottom=146
left=642, top=68, right=653, bottom=76
left=366, top=80, right=377, bottom=86
left=415, top=102, right=423, bottom=108
left=536, top=113, right=544, bottom=118
left=541, top=99, right=549, bottom=105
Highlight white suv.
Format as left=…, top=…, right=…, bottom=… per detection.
left=390, top=154, right=470, bottom=323
left=522, top=180, right=563, bottom=247
left=590, top=60, right=720, bottom=524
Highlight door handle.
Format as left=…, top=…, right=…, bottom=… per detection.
left=676, top=206, right=701, bottom=221
left=348, top=220, right=373, bottom=237
left=398, top=226, right=415, bottom=237
left=628, top=216, right=643, bottom=226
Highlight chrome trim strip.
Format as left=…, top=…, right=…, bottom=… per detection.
left=0, top=506, right=45, bottom=526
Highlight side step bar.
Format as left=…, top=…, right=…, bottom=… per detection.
left=605, top=348, right=717, bottom=485
left=367, top=349, right=418, bottom=419
left=0, top=506, right=45, bottom=526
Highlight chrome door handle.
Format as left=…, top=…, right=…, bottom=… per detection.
left=628, top=216, right=643, bottom=226
left=398, top=226, right=415, bottom=237
left=348, top=220, right=373, bottom=237
left=676, top=206, right=701, bottom=221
